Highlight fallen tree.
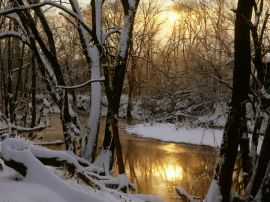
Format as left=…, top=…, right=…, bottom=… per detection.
left=0, top=138, right=146, bottom=201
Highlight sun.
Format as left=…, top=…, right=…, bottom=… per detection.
left=159, top=10, right=180, bottom=27
left=157, top=10, right=180, bottom=35
left=166, top=11, right=179, bottom=24
left=165, top=165, right=183, bottom=181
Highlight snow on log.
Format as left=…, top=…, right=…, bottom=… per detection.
left=1, top=138, right=119, bottom=202
left=0, top=138, right=157, bottom=201
left=1, top=138, right=115, bottom=186
left=98, top=174, right=136, bottom=192
left=175, top=187, right=202, bottom=202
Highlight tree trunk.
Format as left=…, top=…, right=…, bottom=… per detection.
left=239, top=111, right=252, bottom=188
left=211, top=0, right=253, bottom=201
left=69, top=0, right=102, bottom=160
left=251, top=110, right=263, bottom=168
left=248, top=118, right=270, bottom=198
left=31, top=55, right=36, bottom=128
left=7, top=24, right=13, bottom=119
left=261, top=163, right=270, bottom=202
left=110, top=114, right=125, bottom=174
left=127, top=59, right=135, bottom=122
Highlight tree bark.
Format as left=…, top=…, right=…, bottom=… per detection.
left=213, top=0, right=253, bottom=201
left=248, top=118, right=270, bottom=198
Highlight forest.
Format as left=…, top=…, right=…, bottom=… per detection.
left=0, top=0, right=270, bottom=201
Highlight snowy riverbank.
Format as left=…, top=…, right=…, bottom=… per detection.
left=126, top=123, right=223, bottom=147
left=125, top=123, right=263, bottom=152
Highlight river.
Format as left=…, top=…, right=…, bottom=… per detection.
left=37, top=114, right=218, bottom=202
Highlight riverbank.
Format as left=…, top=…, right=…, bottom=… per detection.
left=125, top=122, right=263, bottom=153
left=126, top=123, right=223, bottom=148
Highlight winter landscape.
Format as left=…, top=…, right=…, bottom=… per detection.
left=0, top=0, right=270, bottom=202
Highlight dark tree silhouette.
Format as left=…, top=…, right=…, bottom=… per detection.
left=213, top=0, right=253, bottom=201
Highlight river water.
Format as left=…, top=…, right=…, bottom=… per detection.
left=38, top=114, right=218, bottom=202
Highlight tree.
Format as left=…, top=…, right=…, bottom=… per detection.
left=102, top=0, right=140, bottom=174
left=0, top=0, right=141, bottom=175
left=213, top=0, right=253, bottom=200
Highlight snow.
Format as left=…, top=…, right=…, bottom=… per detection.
left=56, top=77, right=104, bottom=90
left=176, top=187, right=198, bottom=202
left=118, top=0, right=138, bottom=59
left=1, top=138, right=113, bottom=202
left=0, top=179, right=67, bottom=202
left=0, top=138, right=153, bottom=202
left=128, top=0, right=136, bottom=9
left=90, top=150, right=111, bottom=175
left=35, top=140, right=65, bottom=145
left=261, top=86, right=270, bottom=99
left=98, top=174, right=135, bottom=191
left=95, top=0, right=103, bottom=43
left=130, top=194, right=165, bottom=202
left=198, top=102, right=228, bottom=128
left=204, top=180, right=222, bottom=202
left=126, top=123, right=223, bottom=147
left=68, top=0, right=102, bottom=160
left=119, top=14, right=132, bottom=58
left=83, top=46, right=102, bottom=160
left=126, top=122, right=264, bottom=153
left=0, top=31, right=29, bottom=44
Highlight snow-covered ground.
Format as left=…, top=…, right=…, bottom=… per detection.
left=0, top=138, right=165, bottom=202
left=126, top=123, right=223, bottom=147
left=125, top=122, right=263, bottom=152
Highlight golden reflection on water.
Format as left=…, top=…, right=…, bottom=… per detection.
left=123, top=135, right=217, bottom=202
left=36, top=115, right=217, bottom=202
left=164, top=164, right=183, bottom=181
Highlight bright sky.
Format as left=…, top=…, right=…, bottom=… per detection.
left=75, top=0, right=181, bottom=35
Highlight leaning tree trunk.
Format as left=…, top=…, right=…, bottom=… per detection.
left=209, top=0, right=253, bottom=201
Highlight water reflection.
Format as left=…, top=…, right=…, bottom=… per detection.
left=35, top=115, right=218, bottom=202
left=164, top=164, right=183, bottom=181
left=121, top=135, right=217, bottom=202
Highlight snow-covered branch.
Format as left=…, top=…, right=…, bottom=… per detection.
left=175, top=187, right=202, bottom=202
left=117, top=0, right=139, bottom=59
left=56, top=77, right=105, bottom=90
left=10, top=123, right=46, bottom=132
left=6, top=13, right=28, bottom=34
left=0, top=31, right=30, bottom=45
left=102, top=28, right=121, bottom=43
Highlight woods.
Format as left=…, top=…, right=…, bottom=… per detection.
left=1, top=0, right=270, bottom=201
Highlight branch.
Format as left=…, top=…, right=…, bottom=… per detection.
left=175, top=187, right=202, bottom=202
left=209, top=74, right=233, bottom=90
left=6, top=13, right=28, bottom=34
left=56, top=76, right=105, bottom=90
left=102, top=28, right=121, bottom=43
left=34, top=140, right=65, bottom=146
left=0, top=31, right=30, bottom=45
left=12, top=62, right=30, bottom=73
left=9, top=123, right=46, bottom=132
left=0, top=0, right=93, bottom=35
left=259, top=11, right=270, bottom=44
